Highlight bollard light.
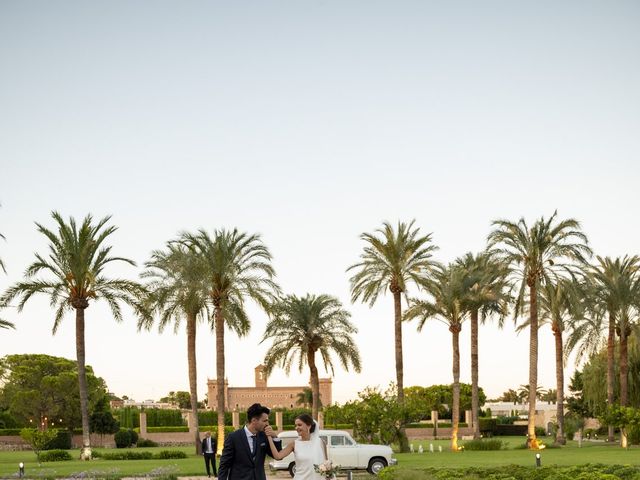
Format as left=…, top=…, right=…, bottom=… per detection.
left=535, top=453, right=541, bottom=467
left=18, top=462, right=24, bottom=478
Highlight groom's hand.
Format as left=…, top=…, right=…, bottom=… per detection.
left=264, top=425, right=277, bottom=438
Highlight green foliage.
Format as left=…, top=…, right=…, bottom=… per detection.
left=0, top=354, right=109, bottom=430
left=404, top=384, right=487, bottom=420
left=155, top=449, right=188, bottom=459
left=136, top=437, right=158, bottom=447
left=600, top=405, right=640, bottom=440
left=0, top=428, right=22, bottom=435
left=113, top=429, right=138, bottom=448
left=99, top=449, right=187, bottom=460
left=461, top=439, right=505, bottom=450
left=159, top=391, right=193, bottom=410
left=45, top=429, right=72, bottom=450
left=90, top=411, right=119, bottom=436
left=19, top=428, right=58, bottom=462
left=113, top=406, right=140, bottom=428
left=38, top=449, right=73, bottom=462
left=479, top=418, right=497, bottom=435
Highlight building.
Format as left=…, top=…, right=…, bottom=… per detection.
left=207, top=365, right=332, bottom=411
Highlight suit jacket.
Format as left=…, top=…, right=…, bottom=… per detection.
left=217, top=428, right=281, bottom=480
left=202, top=436, right=216, bottom=454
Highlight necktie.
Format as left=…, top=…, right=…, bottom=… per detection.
left=251, top=434, right=257, bottom=458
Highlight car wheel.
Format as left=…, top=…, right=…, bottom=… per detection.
left=367, top=457, right=388, bottom=475
left=288, top=462, right=296, bottom=477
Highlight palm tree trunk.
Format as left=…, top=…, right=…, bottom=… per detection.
left=392, top=289, right=409, bottom=453
left=552, top=326, right=566, bottom=445
left=527, top=283, right=539, bottom=449
left=470, top=309, right=480, bottom=440
left=619, top=326, right=628, bottom=407
left=451, top=324, right=461, bottom=452
left=75, top=306, right=91, bottom=459
left=187, top=313, right=202, bottom=455
left=215, top=305, right=226, bottom=454
left=307, top=349, right=320, bottom=420
left=607, top=311, right=616, bottom=443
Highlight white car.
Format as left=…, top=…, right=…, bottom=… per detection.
left=268, top=429, right=397, bottom=476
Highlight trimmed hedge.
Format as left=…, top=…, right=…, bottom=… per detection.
left=494, top=424, right=527, bottom=436
left=99, top=450, right=187, bottom=461
left=461, top=439, right=504, bottom=450
left=45, top=429, right=72, bottom=450
left=155, top=450, right=188, bottom=459
left=0, top=428, right=23, bottom=436
left=39, top=449, right=73, bottom=462
left=137, top=438, right=158, bottom=447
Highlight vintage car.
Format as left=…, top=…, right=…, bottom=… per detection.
left=268, top=429, right=397, bottom=476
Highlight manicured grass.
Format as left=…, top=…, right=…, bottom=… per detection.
left=0, top=438, right=638, bottom=478
left=396, top=437, right=640, bottom=468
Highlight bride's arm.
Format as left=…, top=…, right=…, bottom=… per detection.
left=267, top=435, right=294, bottom=460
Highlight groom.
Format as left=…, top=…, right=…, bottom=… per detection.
left=217, top=403, right=282, bottom=480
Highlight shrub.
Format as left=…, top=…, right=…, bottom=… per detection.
left=137, top=438, right=159, bottom=447
left=479, top=418, right=497, bottom=436
left=494, top=424, right=527, bottom=436
left=535, top=426, right=547, bottom=437
left=0, top=428, right=23, bottom=436
left=114, top=429, right=135, bottom=448
left=129, top=428, right=139, bottom=445
left=39, top=449, right=73, bottom=462
left=461, top=439, right=504, bottom=450
left=102, top=450, right=154, bottom=460
left=155, top=450, right=188, bottom=459
left=44, top=429, right=72, bottom=450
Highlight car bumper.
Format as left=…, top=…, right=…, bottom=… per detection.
left=389, top=458, right=398, bottom=466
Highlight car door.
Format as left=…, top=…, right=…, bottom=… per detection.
left=326, top=433, right=358, bottom=468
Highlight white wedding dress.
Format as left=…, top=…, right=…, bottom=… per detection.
left=293, top=422, right=326, bottom=480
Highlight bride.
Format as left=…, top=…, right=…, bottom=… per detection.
left=267, top=414, right=328, bottom=480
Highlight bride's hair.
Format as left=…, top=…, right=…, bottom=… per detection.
left=296, top=413, right=316, bottom=433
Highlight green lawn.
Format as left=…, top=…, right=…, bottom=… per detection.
left=0, top=438, right=638, bottom=478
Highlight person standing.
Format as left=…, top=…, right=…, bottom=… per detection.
left=202, top=431, right=217, bottom=478
left=217, top=403, right=282, bottom=480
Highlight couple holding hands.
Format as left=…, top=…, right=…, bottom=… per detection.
left=209, top=403, right=329, bottom=480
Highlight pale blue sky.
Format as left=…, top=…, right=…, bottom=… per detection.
left=1, top=1, right=639, bottom=404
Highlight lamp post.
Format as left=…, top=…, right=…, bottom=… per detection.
left=18, top=462, right=24, bottom=478
left=535, top=453, right=541, bottom=467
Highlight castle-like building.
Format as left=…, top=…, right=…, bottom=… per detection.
left=207, top=365, right=332, bottom=411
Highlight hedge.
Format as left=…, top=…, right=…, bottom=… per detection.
left=39, top=449, right=73, bottom=462
left=139, top=425, right=235, bottom=434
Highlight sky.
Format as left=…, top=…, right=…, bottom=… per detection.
left=0, top=1, right=639, bottom=406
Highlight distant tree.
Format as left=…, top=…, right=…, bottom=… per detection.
left=20, top=428, right=58, bottom=464
left=488, top=212, right=591, bottom=448
left=348, top=220, right=438, bottom=452
left=500, top=389, right=521, bottom=404
left=296, top=388, right=320, bottom=408
left=263, top=294, right=360, bottom=419
left=0, top=212, right=148, bottom=459
left=0, top=205, right=13, bottom=331
left=0, top=354, right=108, bottom=430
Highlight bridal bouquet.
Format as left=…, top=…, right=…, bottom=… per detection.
left=314, top=460, right=341, bottom=479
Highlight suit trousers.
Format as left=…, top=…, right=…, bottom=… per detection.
left=204, top=452, right=216, bottom=476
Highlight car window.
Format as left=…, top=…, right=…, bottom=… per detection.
left=320, top=435, right=328, bottom=444
left=330, top=435, right=345, bottom=446
left=343, top=436, right=354, bottom=446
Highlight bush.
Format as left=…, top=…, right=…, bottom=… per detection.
left=44, top=429, right=72, bottom=450
left=0, top=428, right=23, bottom=436
left=114, top=429, right=136, bottom=448
left=129, top=428, right=139, bottom=445
left=38, top=449, right=73, bottom=462
left=479, top=418, right=497, bottom=436
left=155, top=450, right=188, bottom=459
left=137, top=438, right=159, bottom=447
left=494, top=424, right=527, bottom=436
left=535, top=426, right=547, bottom=437
left=102, top=450, right=154, bottom=460
left=461, top=439, right=504, bottom=450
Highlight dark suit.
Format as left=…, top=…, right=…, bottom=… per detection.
left=201, top=436, right=217, bottom=477
left=217, top=428, right=281, bottom=480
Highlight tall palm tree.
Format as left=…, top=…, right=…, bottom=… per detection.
left=487, top=212, right=591, bottom=449
left=455, top=252, right=509, bottom=439
left=262, top=294, right=361, bottom=419
left=405, top=264, right=467, bottom=452
left=296, top=387, right=316, bottom=408
left=0, top=212, right=147, bottom=458
left=517, top=279, right=583, bottom=444
left=181, top=228, right=279, bottom=454
left=0, top=210, right=13, bottom=330
left=140, top=242, right=210, bottom=454
left=348, top=220, right=438, bottom=452
left=586, top=256, right=640, bottom=442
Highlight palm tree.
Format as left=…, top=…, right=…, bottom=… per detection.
left=0, top=210, right=13, bottom=330
left=455, top=252, right=509, bottom=439
left=140, top=242, right=210, bottom=454
left=517, top=279, right=583, bottom=444
left=296, top=387, right=320, bottom=408
left=181, top=228, right=279, bottom=454
left=488, top=212, right=591, bottom=449
left=262, top=294, right=361, bottom=419
left=405, top=264, right=467, bottom=452
left=348, top=220, right=438, bottom=452
left=0, top=212, right=147, bottom=459
left=586, top=256, right=640, bottom=442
